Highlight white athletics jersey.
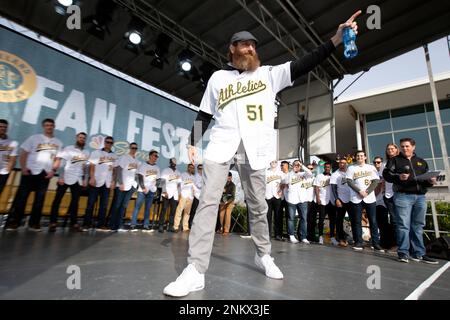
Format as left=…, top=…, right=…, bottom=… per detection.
left=117, top=154, right=141, bottom=191
left=21, top=134, right=62, bottom=175
left=180, top=172, right=195, bottom=200
left=161, top=168, right=182, bottom=200
left=283, top=171, right=314, bottom=205
left=193, top=173, right=202, bottom=199
left=265, top=169, right=283, bottom=200
left=137, top=162, right=160, bottom=193
left=346, top=164, right=379, bottom=204
left=200, top=62, right=292, bottom=170
left=330, top=169, right=351, bottom=204
left=0, top=138, right=18, bottom=175
left=89, top=149, right=118, bottom=188
left=57, top=146, right=90, bottom=185
left=313, top=173, right=332, bottom=205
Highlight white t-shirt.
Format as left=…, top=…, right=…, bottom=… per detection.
left=381, top=162, right=394, bottom=199
left=57, top=145, right=90, bottom=185
left=265, top=169, right=283, bottom=200
left=346, top=163, right=379, bottom=204
left=89, top=149, right=118, bottom=188
left=180, top=172, right=195, bottom=200
left=283, top=171, right=314, bottom=205
left=137, top=162, right=160, bottom=193
left=314, top=173, right=332, bottom=205
left=161, top=167, right=182, bottom=200
left=116, top=154, right=141, bottom=191
left=21, top=134, right=63, bottom=175
left=0, top=138, right=19, bottom=175
left=330, top=169, right=351, bottom=204
left=200, top=62, right=292, bottom=170
left=193, top=173, right=202, bottom=199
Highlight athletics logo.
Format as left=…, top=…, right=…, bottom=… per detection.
left=0, top=50, right=37, bottom=103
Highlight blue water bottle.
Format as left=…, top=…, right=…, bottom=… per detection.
left=343, top=27, right=358, bottom=59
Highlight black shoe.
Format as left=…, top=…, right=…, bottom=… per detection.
left=158, top=227, right=164, bottom=233
left=168, top=227, right=177, bottom=233
left=411, top=255, right=439, bottom=265
left=371, top=244, right=385, bottom=253
left=275, top=235, right=282, bottom=241
left=398, top=255, right=409, bottom=263
left=353, top=243, right=364, bottom=251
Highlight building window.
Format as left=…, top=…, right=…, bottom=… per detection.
left=366, top=111, right=391, bottom=134
left=425, top=100, right=450, bottom=126
left=391, top=104, right=427, bottom=131
left=368, top=134, right=393, bottom=160
left=394, top=129, right=433, bottom=159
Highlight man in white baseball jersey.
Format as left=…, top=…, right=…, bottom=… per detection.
left=158, top=158, right=182, bottom=233
left=0, top=119, right=18, bottom=195
left=130, top=149, right=160, bottom=232
left=109, top=142, right=141, bottom=231
left=265, top=160, right=283, bottom=239
left=82, top=136, right=117, bottom=231
left=49, top=132, right=90, bottom=232
left=173, top=163, right=195, bottom=232
left=346, top=151, right=383, bottom=252
left=312, top=162, right=334, bottom=245
left=6, top=119, right=62, bottom=231
left=163, top=11, right=361, bottom=297
left=330, top=158, right=352, bottom=247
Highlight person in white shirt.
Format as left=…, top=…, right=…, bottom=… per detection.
left=265, top=160, right=283, bottom=239
left=283, top=160, right=313, bottom=244
left=164, top=12, right=361, bottom=297
left=346, top=150, right=383, bottom=252
left=0, top=119, right=18, bottom=195
left=109, top=142, right=141, bottom=231
left=6, top=118, right=62, bottom=231
left=311, top=162, right=334, bottom=245
left=158, top=158, right=182, bottom=233
left=49, top=132, right=90, bottom=232
left=373, top=156, right=391, bottom=249
left=82, top=136, right=117, bottom=231
left=383, top=143, right=399, bottom=250
left=279, top=160, right=291, bottom=241
left=330, top=158, right=352, bottom=247
left=130, top=150, right=160, bottom=232
left=189, top=164, right=203, bottom=229
left=173, top=164, right=196, bottom=232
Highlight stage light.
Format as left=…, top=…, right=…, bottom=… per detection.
left=178, top=49, right=194, bottom=73
left=145, top=33, right=172, bottom=70
left=124, top=16, right=146, bottom=48
left=83, top=0, right=117, bottom=40
left=58, top=0, right=73, bottom=6
left=54, top=0, right=78, bottom=15
left=181, top=60, right=192, bottom=72
left=127, top=31, right=142, bottom=45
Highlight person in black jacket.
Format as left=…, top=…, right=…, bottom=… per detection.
left=383, top=138, right=438, bottom=264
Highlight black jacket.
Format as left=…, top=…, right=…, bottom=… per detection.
left=382, top=153, right=433, bottom=195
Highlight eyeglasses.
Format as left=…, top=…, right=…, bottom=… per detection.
left=130, top=147, right=138, bottom=150
left=373, top=161, right=382, bottom=164
left=152, top=154, right=159, bottom=158
left=294, top=164, right=301, bottom=167
left=105, top=141, right=113, bottom=144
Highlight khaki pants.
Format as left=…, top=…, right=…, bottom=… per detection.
left=219, top=202, right=235, bottom=233
left=174, top=196, right=193, bottom=231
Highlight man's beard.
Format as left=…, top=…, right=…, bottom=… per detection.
left=76, top=141, right=85, bottom=148
left=232, top=50, right=260, bottom=71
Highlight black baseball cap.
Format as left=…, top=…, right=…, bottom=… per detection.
left=230, top=31, right=258, bottom=45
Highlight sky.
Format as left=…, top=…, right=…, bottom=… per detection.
left=333, top=36, right=450, bottom=101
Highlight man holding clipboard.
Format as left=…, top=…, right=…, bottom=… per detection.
left=383, top=138, right=439, bottom=264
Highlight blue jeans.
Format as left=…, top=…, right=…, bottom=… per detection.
left=393, top=193, right=427, bottom=258
left=349, top=201, right=380, bottom=246
left=130, top=191, right=155, bottom=227
left=109, top=187, right=135, bottom=230
left=288, top=202, right=308, bottom=240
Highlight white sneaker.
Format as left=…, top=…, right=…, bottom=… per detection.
left=254, top=254, right=284, bottom=280
left=331, top=237, right=339, bottom=246
left=319, top=236, right=324, bottom=245
left=163, top=264, right=205, bottom=297
left=289, top=235, right=299, bottom=244
left=118, top=228, right=128, bottom=232
left=301, top=239, right=310, bottom=245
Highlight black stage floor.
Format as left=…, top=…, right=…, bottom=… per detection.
left=1, top=228, right=449, bottom=300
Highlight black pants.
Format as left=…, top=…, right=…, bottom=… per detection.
left=83, top=184, right=110, bottom=228
left=335, top=202, right=349, bottom=241
left=158, top=196, right=178, bottom=230
left=281, top=199, right=289, bottom=238
left=50, top=182, right=82, bottom=226
left=309, top=203, right=335, bottom=238
left=7, top=171, right=50, bottom=227
left=307, top=201, right=318, bottom=241
left=376, top=205, right=395, bottom=249
left=189, top=197, right=199, bottom=229
left=0, top=173, right=9, bottom=195
left=266, top=197, right=281, bottom=238
left=383, top=196, right=397, bottom=248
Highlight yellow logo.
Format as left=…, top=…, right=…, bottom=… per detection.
left=0, top=51, right=37, bottom=103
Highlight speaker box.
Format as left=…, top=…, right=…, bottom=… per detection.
left=426, top=236, right=450, bottom=260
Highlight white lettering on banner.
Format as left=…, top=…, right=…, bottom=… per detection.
left=176, top=127, right=190, bottom=164
left=55, top=89, right=87, bottom=134
left=22, top=76, right=64, bottom=124
left=127, top=110, right=143, bottom=143
left=89, top=98, right=116, bottom=136
left=142, top=115, right=161, bottom=152
left=162, top=123, right=176, bottom=159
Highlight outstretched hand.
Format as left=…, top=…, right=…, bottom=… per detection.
left=331, top=10, right=362, bottom=47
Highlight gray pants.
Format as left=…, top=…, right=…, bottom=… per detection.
left=188, top=154, right=271, bottom=273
